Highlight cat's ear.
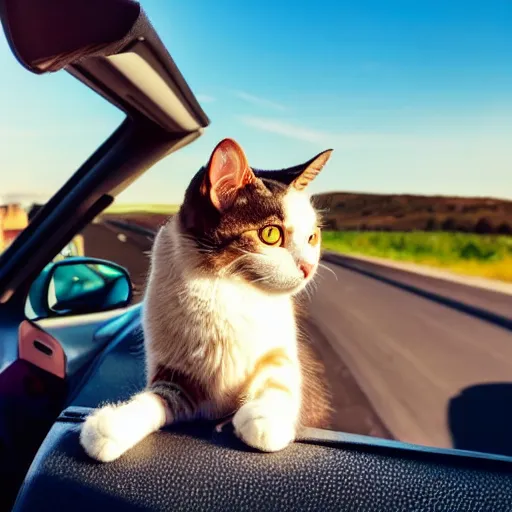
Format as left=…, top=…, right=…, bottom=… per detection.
left=203, top=138, right=256, bottom=211
left=290, top=149, right=333, bottom=191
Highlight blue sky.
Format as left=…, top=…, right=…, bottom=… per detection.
left=1, top=0, right=511, bottom=204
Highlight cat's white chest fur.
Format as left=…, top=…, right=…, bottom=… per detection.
left=147, top=272, right=297, bottom=395
left=188, top=275, right=296, bottom=366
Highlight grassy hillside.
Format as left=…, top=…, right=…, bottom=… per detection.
left=313, top=192, right=512, bottom=234
left=322, top=231, right=512, bottom=282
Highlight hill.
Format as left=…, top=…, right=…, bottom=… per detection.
left=312, top=192, right=512, bottom=234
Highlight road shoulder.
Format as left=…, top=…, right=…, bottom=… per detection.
left=324, top=251, right=512, bottom=296
left=323, top=252, right=512, bottom=325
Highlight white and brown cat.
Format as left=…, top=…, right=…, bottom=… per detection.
left=80, top=138, right=333, bottom=462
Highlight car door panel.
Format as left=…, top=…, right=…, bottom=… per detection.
left=36, top=304, right=141, bottom=396
left=65, top=304, right=146, bottom=408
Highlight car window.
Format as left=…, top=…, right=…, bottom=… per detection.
left=6, top=1, right=512, bottom=462
left=0, top=28, right=125, bottom=258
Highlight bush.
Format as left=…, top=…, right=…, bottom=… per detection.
left=442, top=217, right=456, bottom=231
left=474, top=217, right=494, bottom=234
left=425, top=218, right=439, bottom=231
left=497, top=223, right=512, bottom=235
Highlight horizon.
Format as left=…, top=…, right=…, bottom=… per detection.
left=1, top=0, right=511, bottom=203
left=3, top=187, right=512, bottom=211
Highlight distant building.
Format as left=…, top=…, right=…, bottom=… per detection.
left=0, top=203, right=29, bottom=250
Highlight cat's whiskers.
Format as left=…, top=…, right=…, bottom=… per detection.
left=233, top=247, right=268, bottom=258
left=317, top=262, right=338, bottom=281
left=299, top=281, right=313, bottom=303
left=221, top=253, right=253, bottom=276
left=300, top=273, right=322, bottom=303
left=248, top=275, right=272, bottom=285
left=313, top=271, right=327, bottom=282
left=178, top=232, right=217, bottom=253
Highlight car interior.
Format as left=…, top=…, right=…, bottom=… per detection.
left=0, top=1, right=511, bottom=511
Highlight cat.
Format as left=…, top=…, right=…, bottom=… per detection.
left=80, top=138, right=333, bottom=462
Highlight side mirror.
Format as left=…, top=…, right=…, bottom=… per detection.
left=25, top=257, right=133, bottom=320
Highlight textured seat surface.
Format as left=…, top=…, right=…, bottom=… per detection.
left=13, top=407, right=512, bottom=512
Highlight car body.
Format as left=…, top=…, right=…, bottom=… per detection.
left=0, top=1, right=511, bottom=511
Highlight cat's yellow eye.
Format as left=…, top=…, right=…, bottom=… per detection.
left=308, top=228, right=320, bottom=246
left=259, top=225, right=282, bottom=246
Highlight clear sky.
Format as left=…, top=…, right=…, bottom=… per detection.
left=1, top=0, right=511, bottom=204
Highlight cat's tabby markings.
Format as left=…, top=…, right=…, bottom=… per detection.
left=80, top=138, right=333, bottom=462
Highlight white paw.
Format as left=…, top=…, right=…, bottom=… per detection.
left=79, top=406, right=131, bottom=462
left=232, top=400, right=296, bottom=452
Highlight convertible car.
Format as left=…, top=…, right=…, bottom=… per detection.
left=0, top=1, right=511, bottom=511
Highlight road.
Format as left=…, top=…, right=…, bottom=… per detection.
left=310, top=259, right=512, bottom=453
left=82, top=221, right=512, bottom=456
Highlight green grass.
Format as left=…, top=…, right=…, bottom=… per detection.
left=104, top=203, right=180, bottom=214
left=322, top=231, right=512, bottom=282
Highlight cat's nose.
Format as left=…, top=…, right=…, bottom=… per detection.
left=298, top=262, right=314, bottom=278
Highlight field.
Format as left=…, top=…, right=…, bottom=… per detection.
left=322, top=231, right=512, bottom=282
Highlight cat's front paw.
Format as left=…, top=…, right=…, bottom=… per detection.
left=232, top=400, right=296, bottom=452
left=80, top=406, right=130, bottom=462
